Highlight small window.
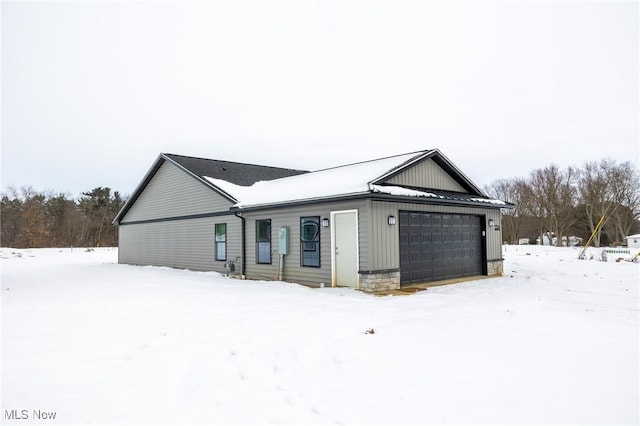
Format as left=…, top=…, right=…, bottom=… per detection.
left=301, top=216, right=320, bottom=267
left=215, top=223, right=227, bottom=261
left=256, top=219, right=271, bottom=264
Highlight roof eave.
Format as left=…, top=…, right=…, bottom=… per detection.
left=112, top=153, right=239, bottom=226
left=231, top=191, right=513, bottom=213
left=368, top=192, right=513, bottom=209
left=230, top=191, right=372, bottom=212
left=112, top=153, right=166, bottom=225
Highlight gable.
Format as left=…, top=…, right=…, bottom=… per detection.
left=382, top=157, right=467, bottom=192
left=120, top=161, right=234, bottom=224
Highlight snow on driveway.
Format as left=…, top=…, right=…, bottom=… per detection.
left=1, top=245, right=638, bottom=425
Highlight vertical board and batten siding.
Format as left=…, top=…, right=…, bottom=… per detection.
left=368, top=201, right=502, bottom=271
left=118, top=216, right=242, bottom=272
left=384, top=158, right=466, bottom=192
left=122, top=161, right=233, bottom=223
left=118, top=160, right=241, bottom=273
left=241, top=200, right=370, bottom=286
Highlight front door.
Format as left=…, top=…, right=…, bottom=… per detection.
left=331, top=210, right=359, bottom=288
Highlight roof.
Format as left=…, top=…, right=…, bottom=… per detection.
left=206, top=151, right=424, bottom=208
left=114, top=148, right=511, bottom=224
left=113, top=153, right=308, bottom=224
left=205, top=149, right=510, bottom=210
left=164, top=153, right=308, bottom=186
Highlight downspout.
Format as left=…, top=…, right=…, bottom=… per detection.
left=234, top=210, right=246, bottom=279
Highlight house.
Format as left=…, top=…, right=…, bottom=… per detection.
left=113, top=149, right=513, bottom=292
left=626, top=234, right=640, bottom=249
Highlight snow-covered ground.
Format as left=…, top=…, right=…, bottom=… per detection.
left=1, top=245, right=638, bottom=425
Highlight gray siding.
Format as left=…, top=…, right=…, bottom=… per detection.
left=233, top=198, right=501, bottom=287
left=241, top=200, right=370, bottom=286
left=385, top=158, right=466, bottom=192
left=122, top=161, right=234, bottom=223
left=117, top=155, right=503, bottom=285
left=368, top=201, right=502, bottom=271
left=118, top=215, right=242, bottom=273
left=118, top=160, right=240, bottom=273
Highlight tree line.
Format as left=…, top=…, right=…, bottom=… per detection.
left=485, top=159, right=640, bottom=247
left=1, top=187, right=126, bottom=248
left=1, top=158, right=638, bottom=249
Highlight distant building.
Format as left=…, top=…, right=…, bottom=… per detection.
left=565, top=236, right=583, bottom=247
left=626, top=234, right=640, bottom=249
left=536, top=234, right=582, bottom=247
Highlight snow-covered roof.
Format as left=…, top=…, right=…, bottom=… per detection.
left=114, top=149, right=511, bottom=225
left=626, top=234, right=640, bottom=239
left=205, top=152, right=421, bottom=208
left=204, top=150, right=508, bottom=209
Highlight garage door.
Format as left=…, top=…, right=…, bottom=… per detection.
left=399, top=211, right=483, bottom=286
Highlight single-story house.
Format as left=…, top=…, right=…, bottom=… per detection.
left=113, top=149, right=513, bottom=292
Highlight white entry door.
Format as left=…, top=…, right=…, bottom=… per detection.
left=331, top=210, right=359, bottom=288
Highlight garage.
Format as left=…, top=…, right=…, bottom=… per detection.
left=399, top=211, right=484, bottom=286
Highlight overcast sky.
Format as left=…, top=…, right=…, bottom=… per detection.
left=2, top=1, right=638, bottom=198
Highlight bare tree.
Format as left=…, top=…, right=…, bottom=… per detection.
left=518, top=178, right=547, bottom=244
left=606, top=161, right=640, bottom=244
left=578, top=160, right=611, bottom=247
left=485, top=177, right=527, bottom=244
left=528, top=165, right=579, bottom=246
left=578, top=159, right=640, bottom=246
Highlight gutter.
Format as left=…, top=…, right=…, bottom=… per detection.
left=234, top=211, right=246, bottom=279
left=228, top=191, right=512, bottom=213
left=229, top=192, right=372, bottom=213
left=368, top=193, right=513, bottom=209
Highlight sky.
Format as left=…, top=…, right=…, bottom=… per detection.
left=2, top=0, right=638, bottom=198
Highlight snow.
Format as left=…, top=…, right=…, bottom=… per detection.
left=205, top=152, right=422, bottom=208
left=369, top=185, right=507, bottom=206
left=470, top=197, right=508, bottom=206
left=204, top=151, right=506, bottom=208
left=370, top=184, right=440, bottom=198
left=2, top=246, right=638, bottom=425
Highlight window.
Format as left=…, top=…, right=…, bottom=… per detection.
left=300, top=216, right=320, bottom=267
left=215, top=223, right=226, bottom=261
left=256, top=219, right=271, bottom=264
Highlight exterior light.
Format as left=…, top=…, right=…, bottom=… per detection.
left=488, top=218, right=496, bottom=229
left=321, top=218, right=329, bottom=227
left=388, top=215, right=396, bottom=225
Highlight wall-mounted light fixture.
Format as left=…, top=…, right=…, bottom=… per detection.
left=488, top=218, right=495, bottom=229
left=321, top=218, right=329, bottom=228
left=388, top=215, right=396, bottom=225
